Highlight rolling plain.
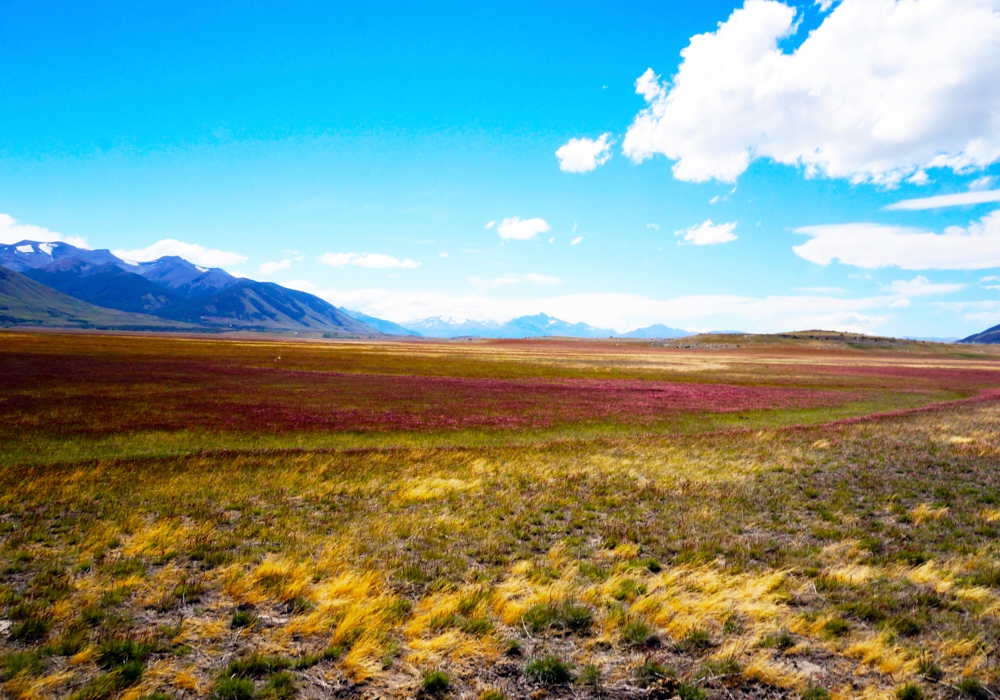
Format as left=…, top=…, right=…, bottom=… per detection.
left=3, top=330, right=1000, bottom=700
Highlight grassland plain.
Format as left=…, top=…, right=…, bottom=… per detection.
left=3, top=331, right=1000, bottom=700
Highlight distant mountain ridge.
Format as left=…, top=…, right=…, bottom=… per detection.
left=961, top=324, right=1000, bottom=344
left=342, top=309, right=422, bottom=336
left=0, top=240, right=377, bottom=334
left=401, top=313, right=691, bottom=339
left=2, top=240, right=695, bottom=339
left=0, top=265, right=196, bottom=330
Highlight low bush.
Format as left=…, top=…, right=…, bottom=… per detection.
left=526, top=655, right=573, bottom=684
left=421, top=669, right=450, bottom=696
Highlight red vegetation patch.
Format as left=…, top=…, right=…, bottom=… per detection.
left=0, top=352, right=852, bottom=435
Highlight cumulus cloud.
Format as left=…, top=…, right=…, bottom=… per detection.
left=885, top=189, right=1000, bottom=211
left=284, top=282, right=911, bottom=335
left=570, top=236, right=583, bottom=246
left=0, top=213, right=89, bottom=248
left=676, top=220, right=738, bottom=246
left=497, top=217, right=550, bottom=241
left=319, top=252, right=420, bottom=269
left=469, top=273, right=562, bottom=288
left=114, top=239, right=247, bottom=267
left=484, top=220, right=496, bottom=229
left=888, top=275, right=965, bottom=296
left=259, top=259, right=292, bottom=275
left=555, top=133, right=613, bottom=173
left=794, top=211, right=1000, bottom=270
left=622, top=0, right=1000, bottom=185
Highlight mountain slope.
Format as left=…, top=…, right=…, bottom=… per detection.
left=0, top=266, right=195, bottom=330
left=2, top=239, right=382, bottom=334
left=0, top=240, right=121, bottom=272
left=960, top=324, right=1000, bottom=344
left=342, top=309, right=421, bottom=336
left=131, top=256, right=238, bottom=298
left=23, top=261, right=182, bottom=314
left=619, top=324, right=692, bottom=339
left=158, top=279, right=377, bottom=333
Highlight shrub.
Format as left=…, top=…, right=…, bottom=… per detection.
left=520, top=600, right=593, bottom=635
left=677, top=628, right=712, bottom=652
left=957, top=678, right=989, bottom=699
left=10, top=617, right=51, bottom=643
left=620, top=618, right=657, bottom=648
left=916, top=655, right=943, bottom=682
left=578, top=664, right=602, bottom=687
left=526, top=656, right=573, bottom=684
left=223, top=653, right=290, bottom=679
left=213, top=676, right=255, bottom=700
left=421, top=669, right=450, bottom=696
left=801, top=686, right=830, bottom=700
left=503, top=638, right=522, bottom=656
left=891, top=616, right=924, bottom=637
left=822, top=618, right=851, bottom=638
left=96, top=637, right=151, bottom=669
left=678, top=684, right=708, bottom=700
left=107, top=558, right=147, bottom=579
left=479, top=689, right=507, bottom=700
left=66, top=661, right=144, bottom=700
left=50, top=626, right=89, bottom=656
left=612, top=578, right=647, bottom=601
left=896, top=684, right=924, bottom=700
left=701, top=657, right=740, bottom=678
left=636, top=660, right=673, bottom=688
left=761, top=629, right=795, bottom=650
left=1, top=651, right=44, bottom=682
left=260, top=672, right=297, bottom=700
left=230, top=609, right=258, bottom=629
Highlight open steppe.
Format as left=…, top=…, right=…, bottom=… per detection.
left=4, top=331, right=1000, bottom=700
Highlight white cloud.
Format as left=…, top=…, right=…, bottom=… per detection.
left=570, top=236, right=583, bottom=246
left=319, top=252, right=355, bottom=268
left=353, top=253, right=420, bottom=269
left=439, top=252, right=449, bottom=258
left=497, top=217, right=550, bottom=241
left=469, top=273, right=563, bottom=288
left=286, top=283, right=909, bottom=335
left=885, top=189, right=1000, bottom=211
left=676, top=220, right=738, bottom=246
left=484, top=220, right=496, bottom=229
left=319, top=252, right=420, bottom=269
left=890, top=298, right=911, bottom=308
left=888, top=275, right=965, bottom=296
left=794, top=210, right=1000, bottom=270
left=0, top=213, right=89, bottom=248
left=555, top=133, right=613, bottom=173
left=259, top=259, right=292, bottom=275
left=970, top=176, right=995, bottom=191
left=622, top=0, right=1000, bottom=185
left=114, top=239, right=247, bottom=267
left=646, top=223, right=660, bottom=230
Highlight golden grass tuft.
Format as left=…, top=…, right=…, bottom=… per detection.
left=910, top=503, right=949, bottom=524
left=845, top=633, right=912, bottom=676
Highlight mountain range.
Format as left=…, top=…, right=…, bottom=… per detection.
left=8, top=238, right=997, bottom=342
left=398, top=314, right=691, bottom=339
left=0, top=240, right=374, bottom=334
left=0, top=240, right=697, bottom=338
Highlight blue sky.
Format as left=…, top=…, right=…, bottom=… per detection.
left=2, top=0, right=1000, bottom=336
